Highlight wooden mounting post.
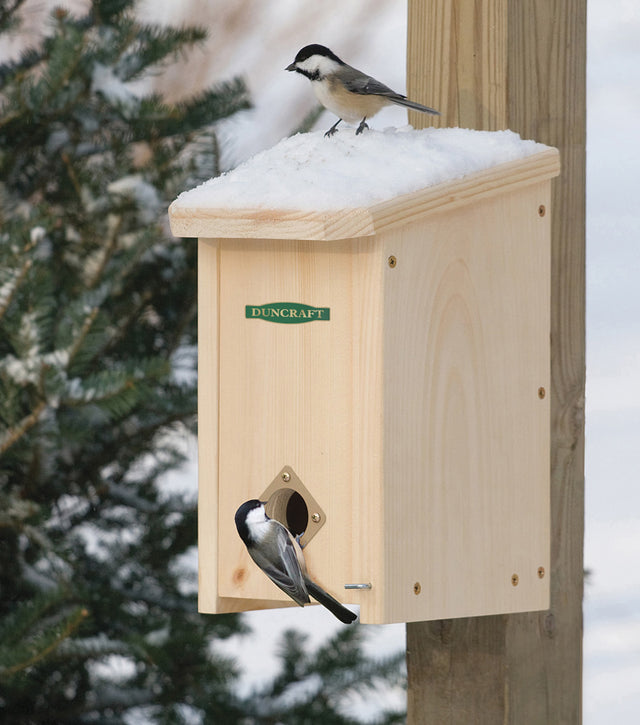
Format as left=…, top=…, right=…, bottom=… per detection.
left=406, top=1, right=586, bottom=722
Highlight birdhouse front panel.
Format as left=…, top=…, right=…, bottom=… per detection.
left=213, top=238, right=386, bottom=615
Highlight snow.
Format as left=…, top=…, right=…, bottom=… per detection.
left=172, top=127, right=549, bottom=212
left=29, top=226, right=46, bottom=244
left=91, top=62, right=138, bottom=107
left=0, top=268, right=24, bottom=312
left=108, top=174, right=162, bottom=223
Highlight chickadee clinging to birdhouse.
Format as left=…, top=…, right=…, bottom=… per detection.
left=286, top=44, right=440, bottom=137
left=235, top=499, right=357, bottom=624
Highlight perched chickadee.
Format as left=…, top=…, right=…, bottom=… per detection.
left=286, top=44, right=440, bottom=137
left=235, top=499, right=357, bottom=624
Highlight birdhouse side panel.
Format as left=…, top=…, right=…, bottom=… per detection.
left=379, top=182, right=551, bottom=623
left=197, top=239, right=220, bottom=613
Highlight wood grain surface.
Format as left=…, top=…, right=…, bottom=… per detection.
left=406, top=0, right=585, bottom=721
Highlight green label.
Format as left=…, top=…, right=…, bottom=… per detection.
left=245, top=302, right=330, bottom=324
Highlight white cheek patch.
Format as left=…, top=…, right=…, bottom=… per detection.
left=297, top=54, right=341, bottom=79
left=245, top=505, right=267, bottom=535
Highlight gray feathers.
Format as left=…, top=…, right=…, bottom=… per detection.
left=247, top=520, right=310, bottom=606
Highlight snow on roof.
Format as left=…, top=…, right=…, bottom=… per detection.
left=171, top=127, right=550, bottom=213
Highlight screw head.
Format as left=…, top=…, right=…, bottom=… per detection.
left=311, top=512, right=321, bottom=523
left=281, top=472, right=291, bottom=482
left=538, top=204, right=546, bottom=217
left=388, top=255, right=397, bottom=268
left=511, top=573, right=519, bottom=586
left=538, top=566, right=545, bottom=579
left=413, top=582, right=421, bottom=595
left=538, top=387, right=546, bottom=399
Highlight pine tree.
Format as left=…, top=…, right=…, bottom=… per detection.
left=0, top=2, right=407, bottom=722
left=0, top=1, right=250, bottom=722
left=237, top=627, right=406, bottom=725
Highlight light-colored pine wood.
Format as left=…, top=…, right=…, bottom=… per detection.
left=406, top=0, right=585, bottom=721
left=168, top=149, right=559, bottom=242
left=507, top=3, right=586, bottom=721
left=381, top=181, right=550, bottom=622
left=196, top=239, right=220, bottom=611
left=407, top=0, right=508, bottom=130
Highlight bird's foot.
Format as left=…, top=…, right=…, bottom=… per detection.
left=355, top=118, right=369, bottom=135
left=324, top=119, right=342, bottom=138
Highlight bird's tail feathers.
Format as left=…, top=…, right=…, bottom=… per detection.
left=305, top=579, right=357, bottom=624
left=389, top=96, right=440, bottom=115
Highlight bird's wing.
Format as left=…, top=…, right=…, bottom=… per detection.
left=249, top=524, right=310, bottom=606
left=340, top=66, right=440, bottom=114
left=341, top=68, right=402, bottom=99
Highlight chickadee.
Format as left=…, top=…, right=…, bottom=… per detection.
left=286, top=44, right=440, bottom=137
left=235, top=499, right=357, bottom=624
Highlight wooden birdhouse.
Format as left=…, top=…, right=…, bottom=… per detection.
left=168, top=130, right=560, bottom=624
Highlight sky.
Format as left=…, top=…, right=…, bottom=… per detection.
left=582, top=1, right=640, bottom=721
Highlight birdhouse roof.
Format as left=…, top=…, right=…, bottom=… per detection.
left=168, top=128, right=560, bottom=241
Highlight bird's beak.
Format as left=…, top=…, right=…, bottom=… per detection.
left=285, top=62, right=297, bottom=72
